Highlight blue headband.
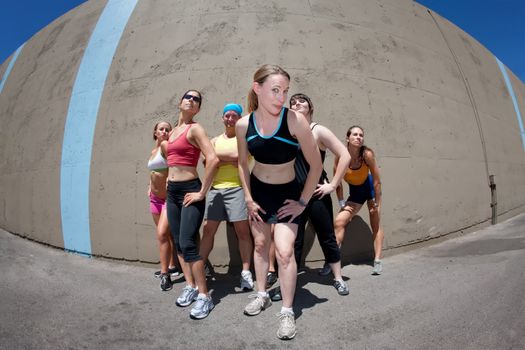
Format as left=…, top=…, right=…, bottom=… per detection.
left=223, top=103, right=243, bottom=116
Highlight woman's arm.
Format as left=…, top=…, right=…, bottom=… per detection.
left=364, top=149, right=381, bottom=207
left=314, top=125, right=351, bottom=198
left=160, top=140, right=168, bottom=159
left=334, top=156, right=346, bottom=207
left=277, top=110, right=322, bottom=222
left=236, top=116, right=264, bottom=221
left=183, top=124, right=219, bottom=206
left=213, top=135, right=238, bottom=166
left=293, top=111, right=322, bottom=203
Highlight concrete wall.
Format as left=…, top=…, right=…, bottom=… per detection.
left=1, top=0, right=524, bottom=267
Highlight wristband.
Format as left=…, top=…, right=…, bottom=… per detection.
left=298, top=198, right=308, bottom=207
left=339, top=200, right=346, bottom=208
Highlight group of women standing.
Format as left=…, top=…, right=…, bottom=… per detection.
left=146, top=64, right=384, bottom=340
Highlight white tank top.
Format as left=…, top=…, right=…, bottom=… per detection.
left=147, top=147, right=168, bottom=172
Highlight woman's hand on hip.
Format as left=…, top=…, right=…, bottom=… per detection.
left=247, top=200, right=265, bottom=223
left=183, top=192, right=204, bottom=207
left=277, top=199, right=305, bottom=223
left=313, top=180, right=335, bottom=198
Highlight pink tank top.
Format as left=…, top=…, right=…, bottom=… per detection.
left=167, top=124, right=201, bottom=167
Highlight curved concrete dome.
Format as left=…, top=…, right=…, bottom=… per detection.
left=1, top=0, right=524, bottom=264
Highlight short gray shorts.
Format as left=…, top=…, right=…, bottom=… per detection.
left=204, top=186, right=248, bottom=222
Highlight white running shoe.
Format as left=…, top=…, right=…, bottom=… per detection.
left=240, top=270, right=254, bottom=291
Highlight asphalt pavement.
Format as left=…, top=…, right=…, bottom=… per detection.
left=1, top=214, right=524, bottom=349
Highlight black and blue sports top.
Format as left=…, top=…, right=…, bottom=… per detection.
left=246, top=107, right=299, bottom=165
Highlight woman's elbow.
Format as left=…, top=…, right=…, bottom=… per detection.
left=207, top=154, right=220, bottom=169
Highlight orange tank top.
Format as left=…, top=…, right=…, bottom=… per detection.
left=344, top=162, right=369, bottom=185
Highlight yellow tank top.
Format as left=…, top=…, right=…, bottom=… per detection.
left=212, top=135, right=242, bottom=189
left=344, top=162, right=369, bottom=185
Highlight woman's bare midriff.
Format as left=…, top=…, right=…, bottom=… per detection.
left=168, top=165, right=199, bottom=182
left=150, top=170, right=168, bottom=199
left=251, top=159, right=295, bottom=184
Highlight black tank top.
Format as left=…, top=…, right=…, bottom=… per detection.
left=246, top=107, right=299, bottom=165
left=295, top=123, right=328, bottom=186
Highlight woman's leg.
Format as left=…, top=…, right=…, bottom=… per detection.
left=179, top=201, right=206, bottom=292
left=273, top=223, right=298, bottom=309
left=333, top=203, right=361, bottom=247
left=168, top=233, right=178, bottom=269
left=166, top=192, right=194, bottom=287
left=233, top=220, right=253, bottom=271
left=308, top=197, right=343, bottom=280
left=156, top=209, right=171, bottom=274
left=293, top=209, right=309, bottom=268
left=200, top=219, right=221, bottom=262
left=269, top=238, right=277, bottom=272
left=367, top=201, right=384, bottom=261
left=251, top=221, right=272, bottom=293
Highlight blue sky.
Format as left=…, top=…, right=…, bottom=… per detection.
left=417, top=0, right=524, bottom=81
left=1, top=0, right=524, bottom=82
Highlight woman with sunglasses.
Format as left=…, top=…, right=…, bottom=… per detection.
left=161, top=90, right=219, bottom=319
left=236, top=65, right=322, bottom=340
left=289, top=93, right=351, bottom=295
left=334, top=125, right=384, bottom=275
left=148, top=121, right=182, bottom=291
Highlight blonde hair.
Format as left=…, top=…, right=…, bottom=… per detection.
left=247, top=64, right=290, bottom=113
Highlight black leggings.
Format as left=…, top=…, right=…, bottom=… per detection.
left=166, top=179, right=205, bottom=262
left=294, top=193, right=340, bottom=266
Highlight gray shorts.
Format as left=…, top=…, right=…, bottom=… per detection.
left=204, top=186, right=248, bottom=222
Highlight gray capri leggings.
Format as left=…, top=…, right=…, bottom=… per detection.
left=166, top=179, right=205, bottom=262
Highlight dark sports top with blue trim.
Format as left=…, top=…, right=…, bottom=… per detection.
left=246, top=107, right=299, bottom=165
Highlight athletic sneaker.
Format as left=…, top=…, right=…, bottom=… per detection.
left=334, top=280, right=349, bottom=296
left=269, top=286, right=282, bottom=301
left=244, top=294, right=272, bottom=316
left=154, top=266, right=181, bottom=279
left=160, top=273, right=173, bottom=292
left=372, top=260, right=383, bottom=275
left=276, top=312, right=296, bottom=340
left=190, top=295, right=214, bottom=320
left=240, top=271, right=254, bottom=291
left=266, top=271, right=278, bottom=289
left=318, top=263, right=331, bottom=276
left=176, top=285, right=198, bottom=307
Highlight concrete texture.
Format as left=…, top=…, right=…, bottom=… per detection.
left=1, top=213, right=524, bottom=349
left=0, top=0, right=524, bottom=265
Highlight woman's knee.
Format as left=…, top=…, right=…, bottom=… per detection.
left=334, top=215, right=349, bottom=231
left=156, top=226, right=170, bottom=243
left=253, top=236, right=268, bottom=254
left=236, top=229, right=252, bottom=242
left=275, top=246, right=294, bottom=267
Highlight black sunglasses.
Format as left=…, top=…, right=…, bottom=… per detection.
left=183, top=94, right=201, bottom=103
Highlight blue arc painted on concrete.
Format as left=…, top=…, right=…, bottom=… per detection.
left=60, top=0, right=139, bottom=254
left=0, top=43, right=25, bottom=94
left=496, top=57, right=525, bottom=152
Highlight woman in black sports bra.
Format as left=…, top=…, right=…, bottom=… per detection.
left=236, top=65, right=322, bottom=340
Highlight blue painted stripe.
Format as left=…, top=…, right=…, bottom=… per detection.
left=274, top=136, right=299, bottom=147
left=60, top=0, right=138, bottom=254
left=0, top=43, right=25, bottom=94
left=496, top=57, right=525, bottom=151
